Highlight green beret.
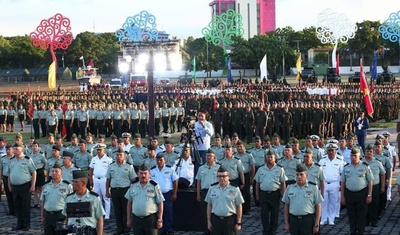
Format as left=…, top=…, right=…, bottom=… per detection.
left=296, top=164, right=308, bottom=172
left=139, top=163, right=149, bottom=171
left=72, top=170, right=88, bottom=179
left=52, top=163, right=62, bottom=169
left=218, top=166, right=228, bottom=173
left=351, top=147, right=360, bottom=154
left=366, top=144, right=374, bottom=150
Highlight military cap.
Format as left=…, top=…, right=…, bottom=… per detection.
left=55, top=134, right=62, bottom=140
left=156, top=152, right=165, bottom=159
left=266, top=150, right=275, bottom=156
left=310, top=135, right=320, bottom=140
left=47, top=133, right=54, bottom=138
left=5, top=143, right=13, bottom=149
left=225, top=143, right=232, bottom=149
left=214, top=133, right=221, bottom=139
left=62, top=151, right=74, bottom=158
left=72, top=170, right=88, bottom=179
left=151, top=136, right=158, bottom=141
left=374, top=140, right=382, bottom=146
left=232, top=133, right=239, bottom=138
left=381, top=131, right=391, bottom=137
left=272, top=133, right=280, bottom=138
left=79, top=139, right=87, bottom=144
left=87, top=133, right=93, bottom=137
left=351, top=148, right=360, bottom=154
left=95, top=143, right=106, bottom=150
left=98, top=134, right=105, bottom=139
left=52, top=145, right=61, bottom=151
left=326, top=143, right=338, bottom=150
left=264, top=135, right=271, bottom=141
left=0, top=137, right=4, bottom=142
left=218, top=165, right=228, bottom=173
left=236, top=140, right=244, bottom=146
left=375, top=134, right=384, bottom=140
left=327, top=139, right=339, bottom=144
left=365, top=144, right=374, bottom=150
left=254, top=135, right=261, bottom=141
left=304, top=147, right=313, bottom=154
left=15, top=133, right=23, bottom=138
left=110, top=134, right=118, bottom=140
left=207, top=148, right=214, bottom=154
left=346, top=133, right=355, bottom=139
left=52, top=162, right=62, bottom=169
left=122, top=132, right=131, bottom=138
left=305, top=135, right=312, bottom=140
left=31, top=140, right=39, bottom=145
left=162, top=133, right=171, bottom=138
left=164, top=140, right=173, bottom=145
left=359, top=110, right=364, bottom=113
left=117, top=138, right=124, bottom=144
left=71, top=134, right=78, bottom=139
left=116, top=148, right=125, bottom=153
left=291, top=138, right=299, bottom=144
left=134, top=133, right=141, bottom=139
left=139, top=163, right=149, bottom=171
left=296, top=164, right=308, bottom=172
left=224, top=135, right=231, bottom=140
left=147, top=145, right=156, bottom=150
left=284, top=143, right=292, bottom=149
left=13, top=143, right=23, bottom=148
left=318, top=134, right=324, bottom=139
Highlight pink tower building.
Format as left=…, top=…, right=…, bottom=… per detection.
left=209, top=0, right=276, bottom=39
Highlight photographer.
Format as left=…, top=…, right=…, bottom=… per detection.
left=194, top=111, right=214, bottom=164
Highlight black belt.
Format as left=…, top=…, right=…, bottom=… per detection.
left=96, top=177, right=105, bottom=179
left=346, top=188, right=366, bottom=193
left=290, top=213, right=313, bottom=219
left=12, top=182, right=30, bottom=187
left=212, top=214, right=235, bottom=220
left=201, top=188, right=209, bottom=191
left=326, top=181, right=338, bottom=184
left=111, top=186, right=130, bottom=190
left=133, top=213, right=156, bottom=219
left=46, top=210, right=62, bottom=215
left=261, top=189, right=279, bottom=194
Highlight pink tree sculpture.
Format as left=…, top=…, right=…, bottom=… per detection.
left=29, top=13, right=73, bottom=89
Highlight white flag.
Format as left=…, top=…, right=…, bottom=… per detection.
left=260, top=54, right=268, bottom=80
left=79, top=56, right=84, bottom=60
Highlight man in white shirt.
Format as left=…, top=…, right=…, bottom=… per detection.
left=173, top=144, right=194, bottom=189
left=194, top=111, right=214, bottom=164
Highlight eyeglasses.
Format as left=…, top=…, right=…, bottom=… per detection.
left=217, top=175, right=229, bottom=178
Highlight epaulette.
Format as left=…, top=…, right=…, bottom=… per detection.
left=276, top=164, right=283, bottom=168
left=234, top=156, right=240, bottom=160
left=336, top=157, right=341, bottom=160
left=165, top=165, right=172, bottom=168
left=74, top=149, right=79, bottom=153
left=110, top=161, right=116, bottom=165
left=0, top=154, right=6, bottom=158
left=376, top=158, right=382, bottom=162
left=293, top=156, right=299, bottom=160
left=66, top=192, right=75, bottom=197
left=62, top=180, right=70, bottom=184
left=308, top=181, right=317, bottom=186
left=314, top=163, right=321, bottom=167
left=301, top=149, right=305, bottom=153
left=150, top=180, right=158, bottom=186
left=125, top=151, right=129, bottom=154
left=211, top=182, right=218, bottom=186
left=174, top=151, right=180, bottom=154
left=344, top=163, right=350, bottom=167
left=39, top=151, right=44, bottom=154
left=132, top=177, right=139, bottom=184
left=337, top=152, right=342, bottom=155
left=362, top=162, right=368, bottom=166
left=86, top=150, right=91, bottom=153
left=89, top=191, right=99, bottom=197
left=10, top=156, right=15, bottom=159
left=216, top=162, right=221, bottom=165
left=245, top=150, right=251, bottom=154
left=24, top=156, right=30, bottom=159
left=150, top=166, right=157, bottom=170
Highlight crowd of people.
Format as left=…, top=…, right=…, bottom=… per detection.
left=0, top=81, right=399, bottom=235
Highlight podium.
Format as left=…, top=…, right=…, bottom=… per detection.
left=173, top=188, right=204, bottom=231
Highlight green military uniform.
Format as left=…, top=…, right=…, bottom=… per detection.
left=278, top=156, right=301, bottom=184
left=125, top=178, right=165, bottom=235
left=0, top=152, right=14, bottom=214
left=234, top=150, right=255, bottom=213
left=255, top=163, right=287, bottom=235
left=306, top=163, right=325, bottom=187
left=210, top=145, right=225, bottom=162
left=106, top=160, right=137, bottom=234
left=163, top=150, right=180, bottom=167
left=61, top=164, right=80, bottom=184
left=40, top=177, right=73, bottom=234
left=129, top=145, right=148, bottom=170
left=46, top=156, right=63, bottom=173
left=341, top=151, right=373, bottom=235
left=218, top=157, right=244, bottom=187
left=73, top=150, right=93, bottom=170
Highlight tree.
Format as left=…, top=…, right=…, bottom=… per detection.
left=348, top=21, right=383, bottom=58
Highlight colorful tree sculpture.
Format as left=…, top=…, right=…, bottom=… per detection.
left=115, top=10, right=159, bottom=42
left=379, top=11, right=400, bottom=45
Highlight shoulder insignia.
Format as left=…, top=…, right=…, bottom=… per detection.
left=216, top=162, right=221, bottom=165
left=336, top=157, right=341, bottom=160
left=150, top=166, right=157, bottom=170
left=10, top=156, right=15, bottom=159
left=376, top=158, right=381, bottom=162
left=89, top=191, right=100, bottom=197
left=150, top=180, right=158, bottom=186
left=24, top=156, right=30, bottom=159
left=174, top=151, right=179, bottom=154
left=234, top=156, right=240, bottom=160
left=344, top=163, right=350, bottom=167
left=362, top=162, right=368, bottom=166
left=39, top=151, right=44, bottom=154
left=308, top=181, right=317, bottom=186
left=86, top=150, right=91, bottom=153
left=62, top=180, right=70, bottom=184
left=74, top=150, right=79, bottom=153
left=314, top=163, right=321, bottom=167
left=132, top=177, right=139, bottom=184
left=165, top=165, right=172, bottom=168
left=125, top=151, right=129, bottom=154
left=276, top=164, right=283, bottom=168
left=245, top=150, right=251, bottom=154
left=162, top=151, right=167, bottom=153
left=125, top=162, right=132, bottom=165
left=337, top=152, right=342, bottom=155
left=110, top=161, right=116, bottom=165
left=67, top=192, right=75, bottom=197
left=211, top=182, right=218, bottom=186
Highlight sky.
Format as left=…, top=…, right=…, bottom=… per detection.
left=0, top=0, right=399, bottom=39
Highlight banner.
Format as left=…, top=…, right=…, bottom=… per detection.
left=359, top=58, right=374, bottom=116
left=48, top=61, right=56, bottom=89
left=260, top=54, right=267, bottom=80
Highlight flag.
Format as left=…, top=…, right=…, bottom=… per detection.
left=79, top=56, right=84, bottom=60
left=260, top=54, right=267, bottom=80
left=295, top=54, right=302, bottom=81
left=359, top=58, right=374, bottom=116
left=27, top=103, right=34, bottom=119
left=61, top=95, right=67, bottom=138
left=336, top=53, right=340, bottom=75
left=371, top=53, right=377, bottom=80
left=227, top=57, right=232, bottom=83
left=191, top=57, right=196, bottom=83
left=48, top=61, right=56, bottom=89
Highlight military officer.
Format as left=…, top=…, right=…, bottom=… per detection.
left=303, top=148, right=325, bottom=195
left=46, top=145, right=63, bottom=180
left=282, top=164, right=323, bottom=235
left=8, top=143, right=37, bottom=231
left=61, top=151, right=79, bottom=184
left=195, top=149, right=220, bottom=234
left=271, top=134, right=284, bottom=160
left=163, top=140, right=180, bottom=166
left=43, top=133, right=55, bottom=159
left=278, top=144, right=301, bottom=185
left=129, top=133, right=148, bottom=172
left=363, top=144, right=385, bottom=227
left=40, top=163, right=73, bottom=235
left=255, top=150, right=287, bottom=235
left=106, top=148, right=137, bottom=235
left=218, top=144, right=245, bottom=188
left=31, top=141, right=47, bottom=207
left=210, top=134, right=225, bottom=161
left=125, top=163, right=164, bottom=235
left=0, top=143, right=14, bottom=215
left=144, top=145, right=157, bottom=169
left=341, top=148, right=373, bottom=235
left=205, top=166, right=244, bottom=235
left=73, top=139, right=92, bottom=171
left=63, top=170, right=105, bottom=235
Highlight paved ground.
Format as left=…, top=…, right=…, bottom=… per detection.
left=0, top=124, right=399, bottom=234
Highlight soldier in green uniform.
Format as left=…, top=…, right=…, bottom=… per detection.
left=63, top=170, right=105, bottom=234
left=129, top=102, right=140, bottom=136
left=205, top=166, right=244, bottom=235
left=44, top=133, right=55, bottom=159
left=303, top=147, right=325, bottom=193
left=73, top=139, right=93, bottom=171
left=163, top=140, right=180, bottom=166
left=106, top=148, right=137, bottom=235
left=234, top=140, right=255, bottom=214
left=46, top=109, right=58, bottom=136
left=341, top=148, right=373, bottom=235
left=243, top=106, right=254, bottom=143
left=161, top=102, right=171, bottom=134
left=40, top=163, right=73, bottom=235
left=218, top=144, right=245, bottom=188
left=210, top=134, right=224, bottom=161
left=46, top=145, right=63, bottom=180
left=282, top=164, right=323, bottom=235
left=8, top=143, right=37, bottom=231
left=30, top=141, right=47, bottom=208
left=195, top=149, right=220, bottom=234
left=278, top=144, right=301, bottom=185
left=129, top=133, right=148, bottom=172
left=66, top=134, right=80, bottom=154
left=125, top=163, right=164, bottom=235
left=0, top=143, right=14, bottom=215
left=363, top=144, right=385, bottom=227
left=61, top=151, right=80, bottom=184
left=255, top=150, right=287, bottom=235
left=144, top=145, right=157, bottom=169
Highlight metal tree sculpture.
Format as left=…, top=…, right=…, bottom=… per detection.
left=115, top=10, right=159, bottom=42
left=30, top=13, right=73, bottom=89
left=202, top=9, right=244, bottom=54
left=378, top=11, right=400, bottom=45
left=316, top=8, right=357, bottom=68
